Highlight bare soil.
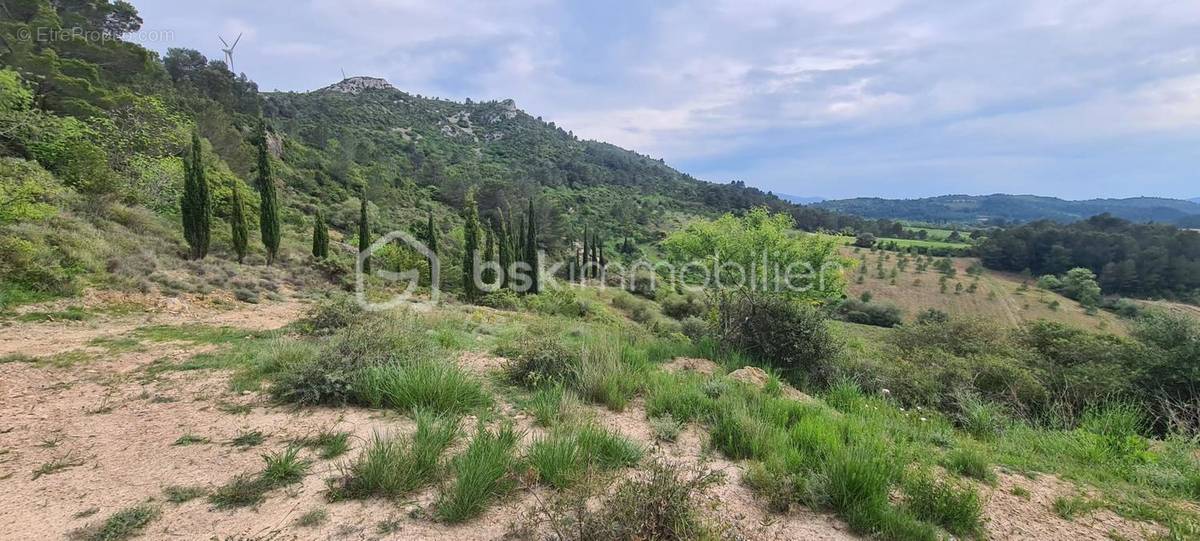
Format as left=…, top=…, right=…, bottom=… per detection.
left=0, top=295, right=1170, bottom=540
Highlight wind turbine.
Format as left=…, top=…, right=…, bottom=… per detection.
left=218, top=33, right=242, bottom=73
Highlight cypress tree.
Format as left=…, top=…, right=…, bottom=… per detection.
left=255, top=119, right=280, bottom=265
left=497, top=216, right=511, bottom=289
left=181, top=131, right=211, bottom=260
left=581, top=226, right=589, bottom=282
left=311, top=208, right=328, bottom=259
left=358, top=185, right=370, bottom=275
left=598, top=236, right=606, bottom=270
left=483, top=224, right=496, bottom=286
left=524, top=199, right=539, bottom=294
left=462, top=189, right=482, bottom=302
left=426, top=209, right=438, bottom=256
left=590, top=233, right=599, bottom=278
left=229, top=177, right=248, bottom=263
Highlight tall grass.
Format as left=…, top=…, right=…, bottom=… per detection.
left=351, top=361, right=492, bottom=415
left=436, top=423, right=521, bottom=523
left=527, top=424, right=643, bottom=489
left=329, top=412, right=459, bottom=500
left=903, top=471, right=983, bottom=537
left=572, top=333, right=643, bottom=411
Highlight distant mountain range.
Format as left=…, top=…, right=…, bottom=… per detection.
left=814, top=194, right=1200, bottom=225
left=777, top=194, right=826, bottom=205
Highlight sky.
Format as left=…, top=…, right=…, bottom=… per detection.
left=128, top=0, right=1200, bottom=200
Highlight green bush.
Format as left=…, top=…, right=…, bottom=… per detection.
left=835, top=299, right=903, bottom=327
left=497, top=332, right=578, bottom=388
left=903, top=472, right=983, bottom=537
left=716, top=292, right=840, bottom=378
left=660, top=290, right=708, bottom=320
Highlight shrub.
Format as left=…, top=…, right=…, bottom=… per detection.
left=564, top=460, right=725, bottom=541
left=436, top=423, right=521, bottom=523
left=297, top=294, right=367, bottom=334
left=525, top=289, right=589, bottom=317
left=479, top=289, right=521, bottom=310
left=716, top=292, right=840, bottom=377
left=498, top=333, right=577, bottom=388
left=679, top=316, right=708, bottom=342
left=660, top=290, right=708, bottom=320
left=835, top=299, right=902, bottom=328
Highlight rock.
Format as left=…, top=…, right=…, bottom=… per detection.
left=727, top=366, right=815, bottom=403
left=320, top=76, right=396, bottom=94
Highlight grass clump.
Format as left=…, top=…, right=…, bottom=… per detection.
left=294, top=429, right=352, bottom=459
left=328, top=413, right=459, bottom=501
left=73, top=503, right=160, bottom=541
left=351, top=361, right=492, bottom=415
left=209, top=446, right=311, bottom=509
left=436, top=423, right=521, bottom=523
left=32, top=453, right=85, bottom=479
left=572, top=334, right=643, bottom=411
left=903, top=471, right=984, bottom=537
left=1052, top=494, right=1103, bottom=520
left=498, top=332, right=577, bottom=388
left=163, top=485, right=207, bottom=503
left=228, top=430, right=265, bottom=449
left=527, top=424, right=643, bottom=489
left=173, top=434, right=210, bottom=446
left=295, top=508, right=329, bottom=527
left=522, top=384, right=578, bottom=427
left=944, top=446, right=996, bottom=483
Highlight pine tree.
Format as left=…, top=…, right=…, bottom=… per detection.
left=462, top=189, right=482, bottom=302
left=181, top=131, right=211, bottom=260
left=524, top=199, right=539, bottom=294
left=358, top=186, right=370, bottom=275
left=229, top=177, right=248, bottom=263
left=255, top=119, right=280, bottom=265
left=311, top=208, right=328, bottom=259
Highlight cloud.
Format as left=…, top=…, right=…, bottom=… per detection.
left=130, top=0, right=1200, bottom=198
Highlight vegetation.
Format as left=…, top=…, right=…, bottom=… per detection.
left=981, top=214, right=1200, bottom=301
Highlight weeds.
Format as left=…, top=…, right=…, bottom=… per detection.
left=209, top=446, right=311, bottom=509
left=229, top=430, right=266, bottom=449
left=295, top=508, right=328, bottom=527
left=651, top=414, right=683, bottom=442
left=73, top=503, right=160, bottom=541
left=1053, top=494, right=1103, bottom=520
left=294, top=429, right=351, bottom=459
left=352, top=361, right=492, bottom=415
left=173, top=434, right=210, bottom=446
left=163, top=485, right=207, bottom=503
left=33, top=453, right=85, bottom=479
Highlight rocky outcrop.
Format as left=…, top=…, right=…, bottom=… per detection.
left=320, top=76, right=396, bottom=94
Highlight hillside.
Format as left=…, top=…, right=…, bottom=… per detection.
left=840, top=247, right=1128, bottom=334
left=816, top=194, right=1200, bottom=225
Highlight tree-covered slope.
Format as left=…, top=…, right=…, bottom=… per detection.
left=816, top=194, right=1200, bottom=225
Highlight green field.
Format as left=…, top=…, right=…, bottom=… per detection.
left=902, top=225, right=972, bottom=242
left=828, top=235, right=969, bottom=251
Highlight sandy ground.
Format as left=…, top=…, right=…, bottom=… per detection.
left=0, top=294, right=1171, bottom=540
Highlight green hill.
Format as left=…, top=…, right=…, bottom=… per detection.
left=816, top=194, right=1200, bottom=225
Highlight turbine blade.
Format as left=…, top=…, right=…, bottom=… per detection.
left=219, top=35, right=229, bottom=47
left=232, top=32, right=242, bottom=48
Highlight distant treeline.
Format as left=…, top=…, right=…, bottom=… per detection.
left=980, top=214, right=1200, bottom=300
